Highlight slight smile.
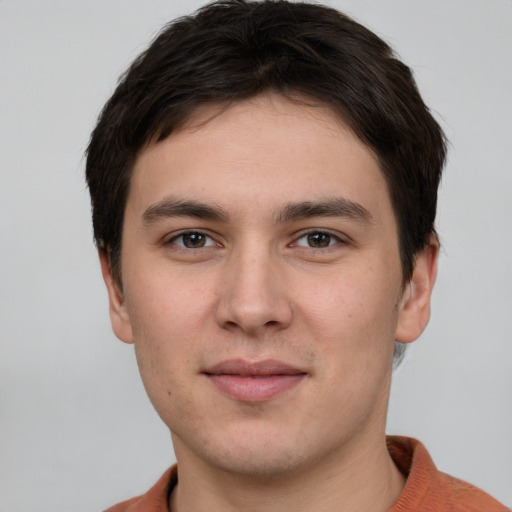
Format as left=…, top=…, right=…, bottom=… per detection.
left=204, top=359, right=307, bottom=402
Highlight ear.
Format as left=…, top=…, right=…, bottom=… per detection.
left=395, top=236, right=439, bottom=343
left=99, top=250, right=134, bottom=344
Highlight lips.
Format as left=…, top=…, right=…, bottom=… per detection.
left=204, top=359, right=306, bottom=402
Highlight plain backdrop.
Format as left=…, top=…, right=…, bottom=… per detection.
left=1, top=1, right=511, bottom=510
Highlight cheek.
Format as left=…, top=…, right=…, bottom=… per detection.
left=130, top=307, right=200, bottom=427
left=123, top=274, right=210, bottom=395
left=308, top=273, right=397, bottom=413
left=125, top=265, right=213, bottom=339
left=300, top=269, right=399, bottom=340
left=297, top=265, right=400, bottom=399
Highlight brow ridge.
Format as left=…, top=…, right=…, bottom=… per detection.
left=142, top=198, right=229, bottom=224
left=141, top=197, right=371, bottom=226
left=276, top=198, right=372, bottom=223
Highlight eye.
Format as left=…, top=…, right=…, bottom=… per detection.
left=295, top=231, right=341, bottom=248
left=168, top=231, right=217, bottom=249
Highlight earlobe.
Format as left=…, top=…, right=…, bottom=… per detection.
left=395, top=237, right=439, bottom=344
left=99, top=251, right=134, bottom=344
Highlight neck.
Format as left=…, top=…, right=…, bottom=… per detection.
left=170, top=433, right=405, bottom=512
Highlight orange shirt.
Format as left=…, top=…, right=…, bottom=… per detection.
left=386, top=437, right=508, bottom=511
left=104, top=436, right=509, bottom=512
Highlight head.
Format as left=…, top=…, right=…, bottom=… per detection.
left=86, top=0, right=446, bottom=288
left=85, top=0, right=445, bottom=479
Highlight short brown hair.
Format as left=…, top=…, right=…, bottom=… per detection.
left=86, top=0, right=447, bottom=284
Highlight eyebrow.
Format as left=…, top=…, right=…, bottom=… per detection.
left=276, top=198, right=372, bottom=224
left=141, top=198, right=229, bottom=224
left=141, top=196, right=372, bottom=226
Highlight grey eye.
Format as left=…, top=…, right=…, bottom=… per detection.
left=182, top=233, right=207, bottom=248
left=171, top=232, right=216, bottom=248
left=306, top=233, right=333, bottom=248
left=296, top=232, right=338, bottom=248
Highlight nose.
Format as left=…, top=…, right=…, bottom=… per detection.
left=214, top=245, right=293, bottom=336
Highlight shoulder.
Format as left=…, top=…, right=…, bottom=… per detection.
left=387, top=436, right=509, bottom=512
left=434, top=471, right=510, bottom=512
left=103, top=466, right=177, bottom=512
left=103, top=496, right=139, bottom=512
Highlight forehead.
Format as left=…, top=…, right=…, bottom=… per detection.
left=128, top=94, right=391, bottom=222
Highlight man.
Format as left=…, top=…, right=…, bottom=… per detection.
left=85, top=1, right=508, bottom=511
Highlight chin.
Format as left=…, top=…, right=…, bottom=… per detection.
left=205, top=444, right=310, bottom=480
left=174, top=420, right=331, bottom=481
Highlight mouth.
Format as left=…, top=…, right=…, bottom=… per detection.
left=203, top=359, right=307, bottom=402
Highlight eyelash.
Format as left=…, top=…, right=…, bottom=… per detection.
left=166, top=230, right=218, bottom=249
left=165, top=229, right=346, bottom=250
left=293, top=230, right=345, bottom=249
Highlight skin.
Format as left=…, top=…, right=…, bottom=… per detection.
left=100, top=94, right=438, bottom=512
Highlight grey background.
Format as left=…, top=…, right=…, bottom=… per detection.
left=1, top=0, right=511, bottom=510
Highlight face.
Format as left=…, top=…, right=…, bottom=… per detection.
left=101, top=94, right=437, bottom=479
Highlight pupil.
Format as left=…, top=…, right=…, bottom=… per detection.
left=183, top=233, right=205, bottom=248
left=308, top=233, right=330, bottom=248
